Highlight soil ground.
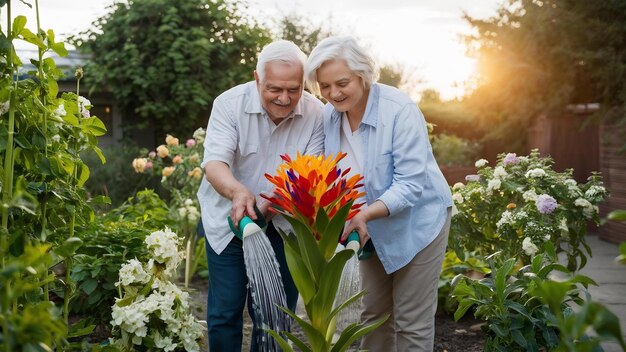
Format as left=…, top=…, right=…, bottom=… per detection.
left=187, top=277, right=484, bottom=351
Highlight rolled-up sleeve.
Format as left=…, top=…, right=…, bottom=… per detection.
left=201, top=98, right=238, bottom=168
left=377, top=103, right=428, bottom=216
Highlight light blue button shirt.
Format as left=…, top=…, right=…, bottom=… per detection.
left=324, top=83, right=453, bottom=274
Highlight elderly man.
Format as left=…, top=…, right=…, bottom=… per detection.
left=197, top=40, right=324, bottom=351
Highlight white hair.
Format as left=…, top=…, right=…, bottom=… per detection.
left=256, top=40, right=307, bottom=83
left=305, top=36, right=378, bottom=96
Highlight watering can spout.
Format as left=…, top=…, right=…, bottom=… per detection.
left=227, top=206, right=267, bottom=240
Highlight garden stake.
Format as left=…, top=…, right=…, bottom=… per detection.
left=228, top=214, right=290, bottom=352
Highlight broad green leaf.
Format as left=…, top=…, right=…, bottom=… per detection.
left=80, top=278, right=98, bottom=295
left=81, top=117, right=107, bottom=136
left=47, top=79, right=58, bottom=99
left=284, top=243, right=315, bottom=304
left=320, top=202, right=352, bottom=260
left=77, top=163, right=90, bottom=187
left=454, top=299, right=475, bottom=321
left=19, top=28, right=46, bottom=49
left=311, top=250, right=352, bottom=324
left=495, top=258, right=515, bottom=304
left=12, top=16, right=27, bottom=37
left=54, top=237, right=83, bottom=258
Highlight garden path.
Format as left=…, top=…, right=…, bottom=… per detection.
left=582, top=234, right=626, bottom=352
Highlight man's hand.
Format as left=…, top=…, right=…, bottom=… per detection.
left=231, top=185, right=257, bottom=229
left=204, top=160, right=257, bottom=229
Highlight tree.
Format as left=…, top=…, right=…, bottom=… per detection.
left=71, top=0, right=272, bottom=140
left=275, top=13, right=333, bottom=55
left=463, top=0, right=626, bottom=151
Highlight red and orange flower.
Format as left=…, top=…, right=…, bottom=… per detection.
left=262, top=152, right=365, bottom=239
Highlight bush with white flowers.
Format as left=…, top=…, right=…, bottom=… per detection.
left=450, top=149, right=607, bottom=270
left=110, top=228, right=205, bottom=351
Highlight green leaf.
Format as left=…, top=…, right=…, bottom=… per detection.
left=264, top=330, right=296, bottom=352
left=77, top=163, right=90, bottom=187
left=12, top=16, right=27, bottom=37
left=81, top=117, right=107, bottom=136
left=454, top=299, right=475, bottom=321
left=320, top=202, right=352, bottom=260
left=310, top=250, right=353, bottom=325
left=54, top=237, right=83, bottom=258
left=330, top=315, right=388, bottom=352
left=495, top=258, right=515, bottom=303
left=284, top=242, right=316, bottom=304
left=47, top=79, right=58, bottom=99
left=19, top=28, right=46, bottom=49
left=608, top=210, right=626, bottom=221
left=80, top=278, right=98, bottom=294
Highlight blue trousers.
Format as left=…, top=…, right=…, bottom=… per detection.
left=205, top=222, right=298, bottom=352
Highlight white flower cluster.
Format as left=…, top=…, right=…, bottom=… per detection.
left=574, top=198, right=598, bottom=219
left=111, top=228, right=205, bottom=351
left=178, top=199, right=200, bottom=223
left=145, top=227, right=184, bottom=267
left=193, top=127, right=206, bottom=144
left=452, top=192, right=464, bottom=204
left=522, top=237, right=539, bottom=256
left=493, top=166, right=508, bottom=179
left=525, top=168, right=546, bottom=178
left=496, top=210, right=528, bottom=229
left=522, top=189, right=538, bottom=202
left=475, top=159, right=489, bottom=168
left=564, top=179, right=582, bottom=197
left=584, top=185, right=607, bottom=203
left=487, top=178, right=501, bottom=192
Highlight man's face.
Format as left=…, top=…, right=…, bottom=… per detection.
left=255, top=61, right=304, bottom=122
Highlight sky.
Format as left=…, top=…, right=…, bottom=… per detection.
left=6, top=0, right=502, bottom=100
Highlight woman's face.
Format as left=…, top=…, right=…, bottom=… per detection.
left=316, top=60, right=367, bottom=114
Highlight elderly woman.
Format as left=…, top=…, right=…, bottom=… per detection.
left=305, top=36, right=453, bottom=352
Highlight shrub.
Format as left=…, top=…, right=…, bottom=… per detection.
left=432, top=133, right=481, bottom=166
left=449, top=150, right=607, bottom=271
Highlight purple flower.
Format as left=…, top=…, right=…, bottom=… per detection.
left=503, top=153, right=519, bottom=166
left=465, top=174, right=480, bottom=182
left=536, top=194, right=558, bottom=214
left=186, top=138, right=196, bottom=148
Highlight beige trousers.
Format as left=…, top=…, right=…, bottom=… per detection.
left=360, top=209, right=451, bottom=352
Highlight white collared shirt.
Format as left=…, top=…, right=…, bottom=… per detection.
left=197, top=81, right=324, bottom=254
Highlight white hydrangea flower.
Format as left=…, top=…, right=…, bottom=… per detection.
left=522, top=237, right=539, bottom=256
left=178, top=207, right=188, bottom=218
left=452, top=182, right=465, bottom=190
left=117, top=259, right=150, bottom=287
left=187, top=206, right=200, bottom=222
left=496, top=210, right=515, bottom=229
left=563, top=179, right=582, bottom=197
left=184, top=198, right=194, bottom=206
left=584, top=185, right=606, bottom=201
left=475, top=159, right=489, bottom=168
left=145, top=228, right=181, bottom=265
left=493, top=166, right=508, bottom=179
left=575, top=198, right=597, bottom=219
left=51, top=134, right=61, bottom=143
left=452, top=192, right=464, bottom=204
left=518, top=156, right=529, bottom=163
left=525, top=168, right=546, bottom=178
left=487, top=178, right=501, bottom=191
left=523, top=189, right=538, bottom=202
left=52, top=103, right=66, bottom=118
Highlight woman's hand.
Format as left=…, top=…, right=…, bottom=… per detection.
left=342, top=212, right=370, bottom=247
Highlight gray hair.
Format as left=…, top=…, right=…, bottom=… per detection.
left=256, top=40, right=307, bottom=83
left=305, top=36, right=378, bottom=96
